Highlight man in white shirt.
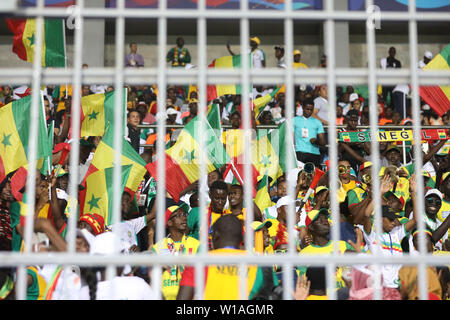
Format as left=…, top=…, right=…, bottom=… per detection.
left=226, top=36, right=266, bottom=68
left=313, top=85, right=329, bottom=125
left=418, top=51, right=433, bottom=69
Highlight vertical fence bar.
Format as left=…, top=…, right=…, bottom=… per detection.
left=365, top=0, right=383, bottom=300
left=154, top=0, right=168, bottom=300
left=240, top=0, right=252, bottom=300
left=324, top=0, right=338, bottom=301
left=195, top=0, right=207, bottom=300
left=16, top=0, right=45, bottom=300
left=66, top=0, right=84, bottom=256
left=408, top=0, right=428, bottom=301
left=283, top=0, right=295, bottom=300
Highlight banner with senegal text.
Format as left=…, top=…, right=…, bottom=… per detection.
left=339, top=129, right=449, bottom=143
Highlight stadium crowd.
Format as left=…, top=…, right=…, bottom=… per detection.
left=0, top=37, right=449, bottom=301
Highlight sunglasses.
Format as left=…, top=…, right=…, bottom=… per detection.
left=426, top=197, right=441, bottom=206
left=338, top=165, right=351, bottom=174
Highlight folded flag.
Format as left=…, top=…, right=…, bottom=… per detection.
left=80, top=89, right=127, bottom=137
left=6, top=18, right=66, bottom=68
left=419, top=43, right=450, bottom=117
left=146, top=116, right=230, bottom=202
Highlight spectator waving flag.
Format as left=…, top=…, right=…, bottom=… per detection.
left=419, top=43, right=450, bottom=116
left=0, top=95, right=50, bottom=183
left=6, top=18, right=66, bottom=68
left=80, top=89, right=127, bottom=137
left=254, top=87, right=280, bottom=120
left=146, top=116, right=230, bottom=202
left=207, top=53, right=251, bottom=102
left=82, top=165, right=132, bottom=225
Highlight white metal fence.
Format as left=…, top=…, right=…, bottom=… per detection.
left=0, top=0, right=449, bottom=301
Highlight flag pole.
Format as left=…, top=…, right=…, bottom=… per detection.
left=62, top=19, right=68, bottom=98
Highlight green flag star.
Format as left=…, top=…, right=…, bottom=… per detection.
left=1, top=133, right=12, bottom=148
left=27, top=33, right=35, bottom=46
left=182, top=149, right=196, bottom=163
left=88, top=110, right=99, bottom=120
left=87, top=194, right=101, bottom=211
left=260, top=154, right=272, bottom=167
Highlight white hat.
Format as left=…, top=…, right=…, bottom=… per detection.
left=166, top=107, right=178, bottom=116
left=76, top=228, right=95, bottom=248
left=349, top=93, right=359, bottom=102
left=424, top=51, right=433, bottom=59
left=425, top=189, right=443, bottom=200
left=276, top=196, right=295, bottom=209
left=90, top=232, right=128, bottom=255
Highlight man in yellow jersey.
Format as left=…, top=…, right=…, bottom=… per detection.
left=152, top=202, right=199, bottom=300
left=293, top=49, right=308, bottom=69
left=298, top=208, right=356, bottom=290
left=438, top=172, right=450, bottom=248
left=177, top=214, right=279, bottom=300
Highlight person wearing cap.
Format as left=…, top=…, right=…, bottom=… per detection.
left=226, top=36, right=266, bottom=68
left=274, top=45, right=286, bottom=68
left=359, top=175, right=419, bottom=289
left=293, top=49, right=308, bottom=69
left=166, top=37, right=191, bottom=68
left=79, top=232, right=158, bottom=300
left=407, top=188, right=450, bottom=252
left=251, top=220, right=273, bottom=254
left=151, top=201, right=199, bottom=300
left=297, top=208, right=355, bottom=289
left=418, top=51, right=433, bottom=69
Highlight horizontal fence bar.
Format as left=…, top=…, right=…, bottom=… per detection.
left=14, top=8, right=450, bottom=21
left=0, top=68, right=448, bottom=86
left=0, top=252, right=449, bottom=267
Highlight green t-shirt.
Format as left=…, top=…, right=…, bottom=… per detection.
left=187, top=207, right=200, bottom=240
left=10, top=201, right=23, bottom=252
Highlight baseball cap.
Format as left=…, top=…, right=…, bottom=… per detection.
left=76, top=228, right=95, bottom=249
left=349, top=93, right=359, bottom=102
left=90, top=231, right=129, bottom=255
left=250, top=37, right=260, bottom=45
left=165, top=202, right=189, bottom=225
left=314, top=186, right=328, bottom=197
left=293, top=49, right=302, bottom=55
left=305, top=208, right=329, bottom=228
left=79, top=213, right=105, bottom=236
left=381, top=205, right=397, bottom=220
left=383, top=191, right=406, bottom=209
left=359, top=161, right=373, bottom=172
left=251, top=220, right=273, bottom=231
left=166, top=107, right=178, bottom=115
left=424, top=51, right=433, bottom=59
left=189, top=98, right=198, bottom=104
left=276, top=196, right=295, bottom=209
left=441, top=172, right=450, bottom=184
left=385, top=143, right=401, bottom=154
left=346, top=109, right=360, bottom=119
left=274, top=45, right=284, bottom=52
left=425, top=188, right=443, bottom=200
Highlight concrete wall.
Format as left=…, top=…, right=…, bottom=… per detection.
left=0, top=34, right=446, bottom=70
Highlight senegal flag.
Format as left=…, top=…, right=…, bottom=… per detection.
left=6, top=18, right=66, bottom=68
left=83, top=165, right=132, bottom=225
left=0, top=95, right=50, bottom=183
left=254, top=174, right=274, bottom=213
left=80, top=89, right=127, bottom=137
left=207, top=53, right=251, bottom=103
left=80, top=124, right=147, bottom=215
left=146, top=116, right=229, bottom=202
left=254, top=87, right=280, bottom=121
left=419, top=44, right=450, bottom=117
